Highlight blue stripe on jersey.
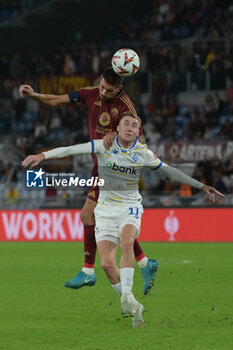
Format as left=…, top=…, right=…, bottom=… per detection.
left=116, top=137, right=121, bottom=148
left=91, top=140, right=94, bottom=153
left=116, top=137, right=137, bottom=150
left=68, top=91, right=80, bottom=103
left=152, top=161, right=163, bottom=170
left=129, top=139, right=137, bottom=149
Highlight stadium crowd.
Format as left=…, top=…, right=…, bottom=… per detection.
left=0, top=0, right=233, bottom=207
left=0, top=0, right=47, bottom=22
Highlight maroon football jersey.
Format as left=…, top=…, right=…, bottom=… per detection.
left=77, top=86, right=142, bottom=139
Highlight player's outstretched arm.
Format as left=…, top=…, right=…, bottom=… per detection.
left=19, top=84, right=70, bottom=107
left=22, top=142, right=100, bottom=170
left=22, top=153, right=45, bottom=169
left=157, top=163, right=225, bottom=202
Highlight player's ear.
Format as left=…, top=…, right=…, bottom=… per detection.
left=117, top=125, right=119, bottom=132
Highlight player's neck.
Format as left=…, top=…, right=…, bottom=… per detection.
left=117, top=136, right=136, bottom=149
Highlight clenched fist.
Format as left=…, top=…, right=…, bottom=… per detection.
left=19, top=84, right=35, bottom=97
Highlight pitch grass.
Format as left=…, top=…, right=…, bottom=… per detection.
left=0, top=242, right=232, bottom=350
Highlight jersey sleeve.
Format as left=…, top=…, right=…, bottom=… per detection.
left=43, top=142, right=92, bottom=159
left=91, top=139, right=106, bottom=154
left=43, top=140, right=105, bottom=159
left=142, top=149, right=163, bottom=170
left=68, top=87, right=94, bottom=104
left=157, top=163, right=204, bottom=190
left=68, top=91, right=81, bottom=103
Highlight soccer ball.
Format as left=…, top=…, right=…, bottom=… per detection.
left=111, top=48, right=140, bottom=77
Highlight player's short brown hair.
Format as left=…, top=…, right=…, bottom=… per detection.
left=102, top=67, right=124, bottom=86
left=119, top=111, right=141, bottom=125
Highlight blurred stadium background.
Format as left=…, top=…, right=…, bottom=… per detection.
left=0, top=1, right=233, bottom=349
left=0, top=0, right=232, bottom=234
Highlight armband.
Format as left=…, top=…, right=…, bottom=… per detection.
left=68, top=91, right=80, bottom=103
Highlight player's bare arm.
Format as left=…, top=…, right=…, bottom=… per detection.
left=19, top=84, right=70, bottom=107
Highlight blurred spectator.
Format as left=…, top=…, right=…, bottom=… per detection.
left=0, top=56, right=9, bottom=78
left=6, top=183, right=20, bottom=205
left=212, top=169, right=227, bottom=193
left=16, top=133, right=27, bottom=153
left=63, top=54, right=77, bottom=76
left=34, top=122, right=48, bottom=147
left=9, top=53, right=22, bottom=78
left=226, top=81, right=233, bottom=113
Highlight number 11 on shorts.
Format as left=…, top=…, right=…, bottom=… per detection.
left=129, top=207, right=139, bottom=218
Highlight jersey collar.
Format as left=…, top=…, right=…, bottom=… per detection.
left=116, top=136, right=137, bottom=150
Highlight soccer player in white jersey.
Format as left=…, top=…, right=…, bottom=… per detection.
left=22, top=112, right=224, bottom=328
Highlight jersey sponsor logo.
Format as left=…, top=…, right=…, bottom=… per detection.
left=106, top=161, right=137, bottom=175
left=95, top=126, right=112, bottom=135
left=99, top=112, right=111, bottom=126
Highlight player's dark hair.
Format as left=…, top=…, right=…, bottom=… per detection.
left=119, top=111, right=141, bottom=125
left=102, top=67, right=124, bottom=86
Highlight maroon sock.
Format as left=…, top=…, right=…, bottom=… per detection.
left=134, top=239, right=146, bottom=262
left=83, top=225, right=96, bottom=268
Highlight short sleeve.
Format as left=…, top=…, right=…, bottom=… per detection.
left=143, top=149, right=163, bottom=170
left=69, top=88, right=93, bottom=104
left=78, top=87, right=96, bottom=103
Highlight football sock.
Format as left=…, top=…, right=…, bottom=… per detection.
left=120, top=267, right=134, bottom=294
left=83, top=225, right=96, bottom=268
left=82, top=267, right=95, bottom=275
left=111, top=282, right=122, bottom=296
left=134, top=239, right=146, bottom=262
left=137, top=257, right=149, bottom=268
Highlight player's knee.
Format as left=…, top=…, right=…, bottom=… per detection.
left=120, top=238, right=134, bottom=254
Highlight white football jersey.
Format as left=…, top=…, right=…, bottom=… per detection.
left=92, top=137, right=163, bottom=205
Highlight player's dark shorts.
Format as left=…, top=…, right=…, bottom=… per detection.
left=87, top=165, right=99, bottom=202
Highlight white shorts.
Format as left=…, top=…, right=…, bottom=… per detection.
left=94, top=203, right=144, bottom=245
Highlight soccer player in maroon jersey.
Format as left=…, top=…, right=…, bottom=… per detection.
left=19, top=67, right=159, bottom=295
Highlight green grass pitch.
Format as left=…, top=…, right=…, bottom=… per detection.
left=0, top=242, right=232, bottom=350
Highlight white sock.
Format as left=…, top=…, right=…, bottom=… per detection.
left=120, top=267, right=134, bottom=294
left=82, top=267, right=94, bottom=275
left=137, top=257, right=148, bottom=269
left=111, top=282, right=122, bottom=296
